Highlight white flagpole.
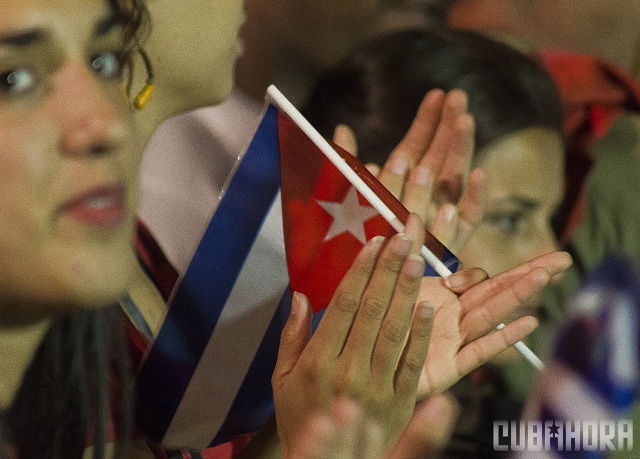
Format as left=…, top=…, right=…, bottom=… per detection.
left=266, top=84, right=544, bottom=371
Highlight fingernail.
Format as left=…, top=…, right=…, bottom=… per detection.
left=417, top=301, right=434, bottom=319
left=405, top=254, right=426, bottom=277
left=365, top=163, right=381, bottom=177
left=391, top=233, right=413, bottom=255
left=443, top=204, right=457, bottom=222
left=444, top=272, right=464, bottom=289
left=367, top=235, right=386, bottom=251
left=412, top=166, right=432, bottom=186
left=390, top=157, right=409, bottom=175
left=291, top=291, right=303, bottom=316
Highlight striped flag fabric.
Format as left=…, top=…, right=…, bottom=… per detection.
left=513, top=255, right=640, bottom=458
left=135, top=87, right=459, bottom=449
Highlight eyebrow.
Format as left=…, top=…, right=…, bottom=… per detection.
left=0, top=29, right=45, bottom=47
left=0, top=15, right=119, bottom=48
left=95, top=15, right=120, bottom=36
left=494, top=196, right=540, bottom=210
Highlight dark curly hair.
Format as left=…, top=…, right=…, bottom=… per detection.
left=109, top=0, right=151, bottom=57
left=108, top=0, right=152, bottom=99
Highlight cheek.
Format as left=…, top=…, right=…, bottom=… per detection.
left=0, top=111, right=57, bottom=186
left=0, top=121, right=54, bottom=242
left=0, top=115, right=62, bottom=301
left=457, top=227, right=521, bottom=277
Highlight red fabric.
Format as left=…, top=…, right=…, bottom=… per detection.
left=534, top=50, right=640, bottom=244
left=279, top=110, right=450, bottom=311
left=135, top=219, right=179, bottom=301
left=132, top=220, right=253, bottom=457
left=279, top=112, right=395, bottom=311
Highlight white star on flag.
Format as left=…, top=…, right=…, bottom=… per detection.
left=317, top=186, right=379, bottom=244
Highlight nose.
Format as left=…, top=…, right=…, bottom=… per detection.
left=535, top=224, right=564, bottom=283
left=54, top=59, right=130, bottom=158
left=538, top=223, right=560, bottom=256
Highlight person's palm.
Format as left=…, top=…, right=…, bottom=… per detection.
left=415, top=252, right=571, bottom=398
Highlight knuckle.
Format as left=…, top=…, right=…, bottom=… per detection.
left=335, top=364, right=365, bottom=398
left=402, top=353, right=425, bottom=376
left=331, top=291, right=361, bottom=316
left=361, top=295, right=388, bottom=321
left=379, top=250, right=405, bottom=274
left=299, top=356, right=323, bottom=384
left=412, top=310, right=434, bottom=340
left=412, top=320, right=432, bottom=340
left=367, top=390, right=389, bottom=414
left=397, top=273, right=421, bottom=297
left=381, top=320, right=408, bottom=345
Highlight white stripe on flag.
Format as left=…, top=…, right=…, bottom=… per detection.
left=514, top=446, right=560, bottom=459
left=163, top=196, right=288, bottom=448
left=544, top=364, right=613, bottom=421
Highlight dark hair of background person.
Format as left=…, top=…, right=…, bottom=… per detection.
left=0, top=1, right=149, bottom=457
left=417, top=0, right=455, bottom=23
left=303, top=26, right=564, bottom=167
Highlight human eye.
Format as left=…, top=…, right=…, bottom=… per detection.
left=91, top=50, right=121, bottom=80
left=0, top=67, right=37, bottom=96
left=485, top=211, right=526, bottom=236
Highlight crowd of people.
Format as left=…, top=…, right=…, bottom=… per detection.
left=0, top=0, right=637, bottom=457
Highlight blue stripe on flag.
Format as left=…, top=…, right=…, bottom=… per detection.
left=212, top=292, right=326, bottom=446
left=136, top=104, right=282, bottom=442
left=211, top=289, right=291, bottom=445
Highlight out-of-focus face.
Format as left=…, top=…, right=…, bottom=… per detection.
left=0, top=0, right=139, bottom=324
left=458, top=127, right=564, bottom=319
left=147, top=0, right=245, bottom=107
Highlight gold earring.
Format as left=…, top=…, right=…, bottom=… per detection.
left=134, top=48, right=154, bottom=110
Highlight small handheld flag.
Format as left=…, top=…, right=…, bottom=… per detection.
left=135, top=85, right=541, bottom=451
left=268, top=85, right=543, bottom=369
left=269, top=85, right=459, bottom=311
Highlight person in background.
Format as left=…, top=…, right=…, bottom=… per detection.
left=437, top=0, right=640, bottom=78
left=303, top=25, right=566, bottom=457
left=432, top=0, right=640, bottom=330
left=432, top=3, right=640, bottom=454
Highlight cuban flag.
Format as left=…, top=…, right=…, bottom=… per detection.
left=135, top=86, right=459, bottom=449
left=515, top=255, right=640, bottom=458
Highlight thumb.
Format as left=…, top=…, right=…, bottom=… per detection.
left=273, top=292, right=313, bottom=383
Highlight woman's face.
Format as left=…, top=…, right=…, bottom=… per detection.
left=0, top=0, right=139, bottom=323
left=458, top=127, right=564, bottom=316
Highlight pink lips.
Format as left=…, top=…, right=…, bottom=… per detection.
left=60, top=183, right=126, bottom=227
